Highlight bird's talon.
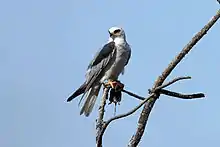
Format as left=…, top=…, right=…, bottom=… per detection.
left=106, top=80, right=124, bottom=91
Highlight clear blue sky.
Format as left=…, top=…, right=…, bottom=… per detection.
left=1, top=0, right=220, bottom=147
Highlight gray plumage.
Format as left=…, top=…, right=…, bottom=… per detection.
left=67, top=26, right=131, bottom=117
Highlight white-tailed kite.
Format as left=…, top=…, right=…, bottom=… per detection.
left=67, top=26, right=131, bottom=117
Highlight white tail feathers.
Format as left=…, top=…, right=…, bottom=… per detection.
left=80, top=84, right=101, bottom=117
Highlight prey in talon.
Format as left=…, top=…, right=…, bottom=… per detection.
left=107, top=80, right=124, bottom=105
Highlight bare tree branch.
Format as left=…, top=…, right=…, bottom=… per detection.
left=122, top=89, right=145, bottom=101
left=151, top=76, right=191, bottom=93
left=128, top=9, right=220, bottom=147
left=159, top=89, right=205, bottom=99
left=123, top=76, right=191, bottom=101
left=96, top=87, right=110, bottom=147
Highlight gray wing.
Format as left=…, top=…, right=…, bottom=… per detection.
left=125, top=46, right=131, bottom=66
left=66, top=41, right=116, bottom=102
left=121, top=44, right=131, bottom=75
left=84, top=41, right=116, bottom=91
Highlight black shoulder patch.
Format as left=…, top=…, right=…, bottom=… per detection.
left=88, top=42, right=115, bottom=68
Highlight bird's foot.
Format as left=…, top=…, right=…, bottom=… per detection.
left=104, top=80, right=124, bottom=91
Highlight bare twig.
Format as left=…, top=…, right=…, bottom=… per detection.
left=122, top=89, right=145, bottom=100
left=128, top=10, right=220, bottom=147
left=96, top=87, right=110, bottom=147
left=160, top=89, right=205, bottom=99
left=151, top=76, right=191, bottom=93
left=123, top=76, right=191, bottom=101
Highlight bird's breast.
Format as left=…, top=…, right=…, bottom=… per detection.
left=102, top=45, right=130, bottom=81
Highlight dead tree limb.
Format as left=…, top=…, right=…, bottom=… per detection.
left=122, top=89, right=145, bottom=101
left=96, top=87, right=110, bottom=147
left=123, top=76, right=191, bottom=101
left=128, top=9, right=220, bottom=147
left=159, top=89, right=205, bottom=99
left=151, top=76, right=191, bottom=92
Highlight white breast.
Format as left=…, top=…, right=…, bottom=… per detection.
left=100, top=38, right=130, bottom=83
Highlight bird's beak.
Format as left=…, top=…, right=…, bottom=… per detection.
left=109, top=31, right=113, bottom=37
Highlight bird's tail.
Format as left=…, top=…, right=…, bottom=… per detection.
left=67, top=83, right=87, bottom=102
left=80, top=84, right=101, bottom=117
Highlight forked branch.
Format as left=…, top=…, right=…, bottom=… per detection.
left=128, top=9, right=220, bottom=147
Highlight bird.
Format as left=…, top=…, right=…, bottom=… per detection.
left=67, top=26, right=131, bottom=117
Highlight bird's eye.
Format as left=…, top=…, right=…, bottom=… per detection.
left=114, top=29, right=121, bottom=34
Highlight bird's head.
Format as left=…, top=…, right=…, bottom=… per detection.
left=108, top=26, right=126, bottom=41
